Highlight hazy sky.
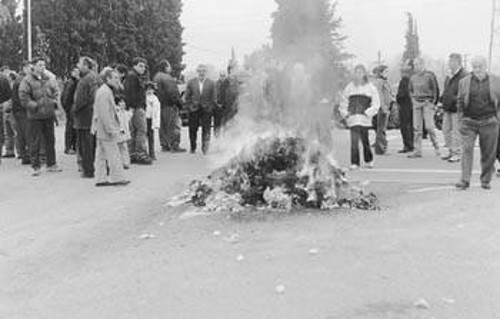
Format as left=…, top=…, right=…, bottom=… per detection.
left=181, top=0, right=492, bottom=71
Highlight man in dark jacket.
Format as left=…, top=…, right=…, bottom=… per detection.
left=61, top=65, right=80, bottom=154
left=396, top=60, right=414, bottom=153
left=12, top=61, right=33, bottom=165
left=408, top=57, right=441, bottom=158
left=124, top=57, right=152, bottom=165
left=441, top=53, right=468, bottom=163
left=0, top=70, right=12, bottom=164
left=456, top=56, right=499, bottom=190
left=185, top=64, right=217, bottom=154
left=19, top=57, right=61, bottom=176
left=215, top=63, right=239, bottom=137
left=153, top=59, right=185, bottom=153
left=73, top=56, right=98, bottom=178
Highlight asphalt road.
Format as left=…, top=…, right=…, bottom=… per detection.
left=1, top=126, right=499, bottom=319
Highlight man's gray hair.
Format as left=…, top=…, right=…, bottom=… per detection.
left=471, top=56, right=487, bottom=67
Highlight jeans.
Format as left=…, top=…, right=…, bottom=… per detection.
left=442, top=111, right=461, bottom=156
left=160, top=106, right=181, bottom=149
left=76, top=129, right=95, bottom=176
left=14, top=113, right=30, bottom=161
left=188, top=109, right=212, bottom=153
left=146, top=118, right=155, bottom=158
left=460, top=116, right=499, bottom=184
left=64, top=111, right=77, bottom=152
left=129, top=108, right=148, bottom=160
left=350, top=125, right=373, bottom=165
left=4, top=112, right=17, bottom=156
left=118, top=141, right=130, bottom=167
left=30, top=118, right=56, bottom=169
left=374, top=111, right=389, bottom=154
left=95, top=139, right=126, bottom=184
left=412, top=99, right=439, bottom=155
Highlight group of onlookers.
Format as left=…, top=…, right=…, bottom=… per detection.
left=0, top=57, right=240, bottom=186
left=341, top=54, right=500, bottom=190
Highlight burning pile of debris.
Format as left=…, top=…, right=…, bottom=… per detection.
left=170, top=135, right=379, bottom=215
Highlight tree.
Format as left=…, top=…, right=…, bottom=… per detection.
left=0, top=0, right=24, bottom=70
left=270, top=0, right=350, bottom=98
left=402, top=12, right=420, bottom=63
left=30, top=0, right=184, bottom=77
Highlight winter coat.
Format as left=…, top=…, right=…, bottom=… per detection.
left=11, top=76, right=25, bottom=116
left=61, top=76, right=79, bottom=114
left=457, top=73, right=500, bottom=117
left=124, top=69, right=146, bottom=110
left=73, top=71, right=99, bottom=130
left=91, top=84, right=121, bottom=141
left=145, top=93, right=161, bottom=129
left=18, top=72, right=58, bottom=120
left=0, top=73, right=12, bottom=105
left=185, top=77, right=217, bottom=113
left=153, top=72, right=182, bottom=108
left=339, top=81, right=381, bottom=127
left=441, top=68, right=468, bottom=113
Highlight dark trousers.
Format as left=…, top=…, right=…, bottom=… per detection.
left=30, top=118, right=56, bottom=169
left=146, top=118, right=155, bottom=158
left=460, top=117, right=499, bottom=184
left=213, top=107, right=224, bottom=138
left=398, top=103, right=414, bottom=151
left=188, top=109, right=212, bottom=153
left=497, top=124, right=500, bottom=164
left=64, top=112, right=77, bottom=152
left=160, top=106, right=181, bottom=150
left=374, top=111, right=389, bottom=154
left=350, top=125, right=373, bottom=165
left=76, top=129, right=95, bottom=176
left=14, top=113, right=30, bottom=161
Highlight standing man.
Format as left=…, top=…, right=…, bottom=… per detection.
left=19, top=57, right=61, bottom=176
left=185, top=64, right=217, bottom=155
left=0, top=68, right=12, bottom=164
left=12, top=61, right=33, bottom=165
left=373, top=65, right=393, bottom=155
left=456, top=56, right=500, bottom=190
left=124, top=57, right=152, bottom=165
left=408, top=57, right=441, bottom=158
left=2, top=66, right=16, bottom=158
left=153, top=59, right=186, bottom=153
left=214, top=70, right=227, bottom=138
left=73, top=56, right=98, bottom=178
left=61, top=65, right=80, bottom=154
left=396, top=60, right=414, bottom=153
left=91, top=67, right=130, bottom=187
left=441, top=53, right=468, bottom=163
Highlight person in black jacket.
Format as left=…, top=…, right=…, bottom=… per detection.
left=0, top=70, right=13, bottom=164
left=124, top=57, right=152, bottom=164
left=12, top=61, right=33, bottom=164
left=61, top=65, right=80, bottom=154
left=441, top=53, right=468, bottom=163
left=396, top=60, right=414, bottom=153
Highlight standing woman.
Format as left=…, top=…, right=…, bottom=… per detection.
left=339, top=64, right=381, bottom=170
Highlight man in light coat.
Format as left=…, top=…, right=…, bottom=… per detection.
left=91, top=67, right=130, bottom=187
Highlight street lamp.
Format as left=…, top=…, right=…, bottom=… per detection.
left=27, top=0, right=32, bottom=60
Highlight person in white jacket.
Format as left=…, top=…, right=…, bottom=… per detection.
left=339, top=64, right=381, bottom=170
left=145, top=82, right=161, bottom=160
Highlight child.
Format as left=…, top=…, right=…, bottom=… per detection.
left=116, top=95, right=131, bottom=169
left=145, top=82, right=161, bottom=160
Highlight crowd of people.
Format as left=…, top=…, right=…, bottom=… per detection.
left=0, top=57, right=240, bottom=186
left=341, top=54, right=500, bottom=190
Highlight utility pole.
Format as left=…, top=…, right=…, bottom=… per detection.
left=488, top=0, right=500, bottom=72
left=27, top=0, right=32, bottom=61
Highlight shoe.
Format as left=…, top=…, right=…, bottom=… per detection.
left=95, top=181, right=112, bottom=187
left=448, top=155, right=460, bottom=163
left=441, top=153, right=452, bottom=161
left=398, top=148, right=411, bottom=154
left=64, top=149, right=77, bottom=155
left=481, top=183, right=491, bottom=190
left=407, top=152, right=422, bottom=159
left=161, top=147, right=171, bottom=152
left=171, top=147, right=187, bottom=153
left=123, top=165, right=130, bottom=170
left=46, top=165, right=63, bottom=173
left=349, top=164, right=360, bottom=171
left=81, top=173, right=94, bottom=179
left=2, top=153, right=15, bottom=158
left=455, top=181, right=470, bottom=190
left=32, top=167, right=42, bottom=177
left=135, top=157, right=153, bottom=165
left=109, top=180, right=131, bottom=186
left=365, top=161, right=375, bottom=169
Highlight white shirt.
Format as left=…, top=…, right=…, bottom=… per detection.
left=198, top=78, right=206, bottom=93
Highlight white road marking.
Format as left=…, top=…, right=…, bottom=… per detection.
left=354, top=168, right=480, bottom=174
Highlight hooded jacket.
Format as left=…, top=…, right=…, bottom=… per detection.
left=441, top=68, right=468, bottom=113
left=19, top=72, right=58, bottom=120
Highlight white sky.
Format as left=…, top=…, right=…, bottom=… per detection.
left=181, top=0, right=492, bottom=71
